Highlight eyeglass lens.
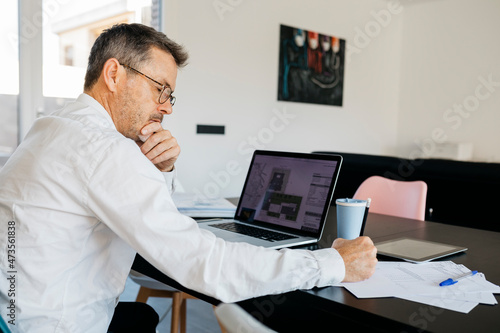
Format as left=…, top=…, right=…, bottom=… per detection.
left=160, top=87, right=175, bottom=106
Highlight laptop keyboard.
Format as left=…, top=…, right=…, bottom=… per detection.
left=210, top=222, right=298, bottom=242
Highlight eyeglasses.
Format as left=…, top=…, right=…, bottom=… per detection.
left=122, top=64, right=176, bottom=106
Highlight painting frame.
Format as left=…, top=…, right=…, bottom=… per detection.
left=277, top=24, right=346, bottom=107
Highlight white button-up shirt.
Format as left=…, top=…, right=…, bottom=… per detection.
left=0, top=94, right=345, bottom=332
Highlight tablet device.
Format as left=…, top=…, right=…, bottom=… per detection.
left=375, top=238, right=467, bottom=263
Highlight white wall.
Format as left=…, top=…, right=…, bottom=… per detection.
left=397, top=0, right=500, bottom=162
left=164, top=0, right=404, bottom=198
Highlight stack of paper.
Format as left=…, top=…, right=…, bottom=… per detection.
left=341, top=261, right=500, bottom=313
left=172, top=192, right=236, bottom=218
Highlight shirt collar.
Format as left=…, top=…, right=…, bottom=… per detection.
left=76, top=93, right=116, bottom=130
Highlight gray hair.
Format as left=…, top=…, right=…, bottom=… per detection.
left=84, top=23, right=188, bottom=91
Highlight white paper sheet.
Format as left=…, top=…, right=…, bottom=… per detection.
left=172, top=192, right=236, bottom=218
left=341, top=261, right=500, bottom=313
left=398, top=295, right=478, bottom=314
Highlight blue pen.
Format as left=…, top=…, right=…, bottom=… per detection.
left=439, top=270, right=478, bottom=286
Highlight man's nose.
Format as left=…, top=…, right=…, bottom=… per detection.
left=158, top=102, right=173, bottom=115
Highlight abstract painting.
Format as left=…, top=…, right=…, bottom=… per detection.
left=278, top=24, right=345, bottom=107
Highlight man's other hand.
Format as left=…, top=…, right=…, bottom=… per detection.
left=332, top=236, right=377, bottom=282
left=137, top=122, right=180, bottom=172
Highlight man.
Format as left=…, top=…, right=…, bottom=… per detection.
left=0, top=23, right=377, bottom=332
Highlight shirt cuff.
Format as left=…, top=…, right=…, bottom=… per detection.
left=162, top=167, right=177, bottom=194
left=311, top=248, right=346, bottom=287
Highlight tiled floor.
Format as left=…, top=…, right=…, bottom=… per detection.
left=119, top=276, right=223, bottom=333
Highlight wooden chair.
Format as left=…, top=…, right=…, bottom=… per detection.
left=129, top=270, right=227, bottom=333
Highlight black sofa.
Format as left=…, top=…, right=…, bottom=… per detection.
left=314, top=151, right=500, bottom=232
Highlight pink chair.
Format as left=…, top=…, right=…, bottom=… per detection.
left=353, top=176, right=428, bottom=221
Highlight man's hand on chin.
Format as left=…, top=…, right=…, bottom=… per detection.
left=136, top=122, right=180, bottom=172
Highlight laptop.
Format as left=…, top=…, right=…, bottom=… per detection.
left=199, top=150, right=342, bottom=249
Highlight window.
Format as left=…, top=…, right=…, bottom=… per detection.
left=63, top=45, right=74, bottom=66
left=0, top=1, right=19, bottom=159
left=0, top=0, right=161, bottom=167
left=43, top=0, right=160, bottom=99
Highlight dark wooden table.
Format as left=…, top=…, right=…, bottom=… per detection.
left=237, top=209, right=500, bottom=332
left=133, top=208, right=500, bottom=332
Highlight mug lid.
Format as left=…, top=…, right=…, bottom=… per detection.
left=335, top=198, right=367, bottom=207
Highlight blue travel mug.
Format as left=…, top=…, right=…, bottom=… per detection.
left=336, top=198, right=369, bottom=240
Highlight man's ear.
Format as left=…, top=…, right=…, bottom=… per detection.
left=101, top=58, right=122, bottom=93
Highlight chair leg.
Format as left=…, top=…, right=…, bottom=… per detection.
left=171, top=292, right=182, bottom=333
left=135, top=286, right=152, bottom=303
left=136, top=287, right=221, bottom=333
left=180, top=295, right=188, bottom=333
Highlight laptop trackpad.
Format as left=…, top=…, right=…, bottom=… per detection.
left=219, top=231, right=248, bottom=241
left=208, top=226, right=249, bottom=241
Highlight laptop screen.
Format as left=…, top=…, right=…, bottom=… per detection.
left=235, top=151, right=342, bottom=235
